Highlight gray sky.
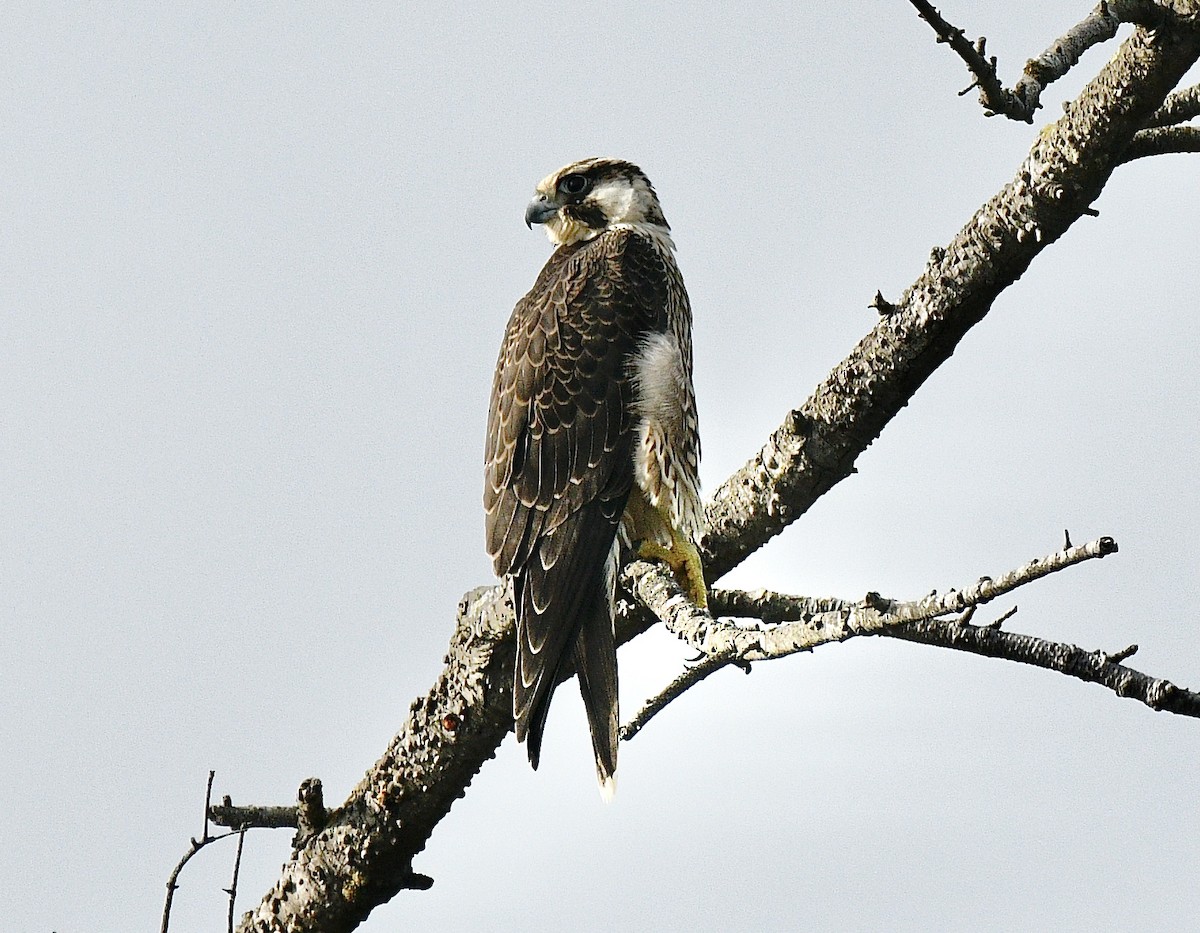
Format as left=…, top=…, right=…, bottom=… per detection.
left=3, top=4, right=1197, bottom=931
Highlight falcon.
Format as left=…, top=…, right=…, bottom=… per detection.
left=484, top=157, right=705, bottom=796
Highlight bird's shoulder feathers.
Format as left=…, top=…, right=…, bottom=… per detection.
left=484, top=228, right=674, bottom=576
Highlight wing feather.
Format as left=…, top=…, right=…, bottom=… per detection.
left=484, top=229, right=673, bottom=773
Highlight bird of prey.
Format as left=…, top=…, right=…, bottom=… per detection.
left=484, top=157, right=705, bottom=795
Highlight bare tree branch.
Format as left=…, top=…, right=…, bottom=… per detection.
left=1143, top=81, right=1200, bottom=125
left=907, top=0, right=1032, bottom=120
left=211, top=778, right=337, bottom=851
left=209, top=803, right=306, bottom=831
left=710, top=589, right=853, bottom=624
left=234, top=20, right=1200, bottom=933
left=226, top=828, right=248, bottom=933
left=705, top=537, right=1115, bottom=633
left=1121, top=123, right=1200, bottom=159
left=908, top=0, right=1114, bottom=121
left=619, top=651, right=742, bottom=742
left=624, top=537, right=1198, bottom=735
left=887, top=618, right=1200, bottom=717
left=908, top=1, right=1199, bottom=121
left=163, top=772, right=249, bottom=933
left=623, top=538, right=1114, bottom=690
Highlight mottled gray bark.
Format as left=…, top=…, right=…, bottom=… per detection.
left=621, top=539, right=1200, bottom=738
left=231, top=16, right=1200, bottom=933
left=625, top=538, right=1119, bottom=663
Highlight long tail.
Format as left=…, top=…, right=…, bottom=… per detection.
left=513, top=501, right=621, bottom=791
left=573, top=598, right=618, bottom=796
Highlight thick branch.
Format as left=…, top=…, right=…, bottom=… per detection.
left=237, top=586, right=511, bottom=930
left=239, top=23, right=1200, bottom=933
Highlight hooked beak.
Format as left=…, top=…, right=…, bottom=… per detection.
left=524, top=193, right=560, bottom=229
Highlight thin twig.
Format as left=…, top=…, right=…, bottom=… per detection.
left=162, top=771, right=217, bottom=933
left=983, top=605, right=1019, bottom=629
left=203, top=770, right=214, bottom=840
left=162, top=830, right=248, bottom=933
left=226, top=827, right=248, bottom=933
left=620, top=652, right=739, bottom=741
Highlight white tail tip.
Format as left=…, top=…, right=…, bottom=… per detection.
left=598, top=772, right=618, bottom=804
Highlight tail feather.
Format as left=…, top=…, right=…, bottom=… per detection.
left=573, top=600, right=619, bottom=788
left=511, top=500, right=623, bottom=787
left=518, top=633, right=571, bottom=771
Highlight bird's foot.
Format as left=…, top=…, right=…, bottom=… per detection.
left=637, top=536, right=708, bottom=609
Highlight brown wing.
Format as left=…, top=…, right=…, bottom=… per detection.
left=483, top=229, right=670, bottom=774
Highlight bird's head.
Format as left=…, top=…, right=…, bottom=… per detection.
left=525, top=158, right=671, bottom=248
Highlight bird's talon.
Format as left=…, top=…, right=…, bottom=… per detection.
left=637, top=538, right=708, bottom=609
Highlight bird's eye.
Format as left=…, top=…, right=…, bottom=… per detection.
left=559, top=174, right=589, bottom=196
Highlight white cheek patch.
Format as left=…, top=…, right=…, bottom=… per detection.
left=590, top=181, right=637, bottom=224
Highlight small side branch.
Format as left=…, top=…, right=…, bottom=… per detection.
left=1120, top=124, right=1200, bottom=160
left=210, top=779, right=333, bottom=850
left=225, top=828, right=248, bottom=933
left=873, top=536, right=1118, bottom=623
left=886, top=618, right=1200, bottom=717
left=623, top=537, right=1195, bottom=737
left=163, top=772, right=252, bottom=933
left=628, top=538, right=1117, bottom=664
left=210, top=802, right=308, bottom=830
left=1143, top=82, right=1200, bottom=126
left=619, top=652, right=738, bottom=741
left=908, top=0, right=1033, bottom=119
left=907, top=1, right=1189, bottom=121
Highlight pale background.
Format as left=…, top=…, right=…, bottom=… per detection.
left=3, top=4, right=1197, bottom=931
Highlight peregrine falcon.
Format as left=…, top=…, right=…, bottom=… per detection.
left=484, top=158, right=704, bottom=795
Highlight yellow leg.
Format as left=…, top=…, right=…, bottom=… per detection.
left=638, top=527, right=708, bottom=610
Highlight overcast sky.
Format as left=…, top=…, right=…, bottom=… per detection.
left=3, top=3, right=1197, bottom=931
